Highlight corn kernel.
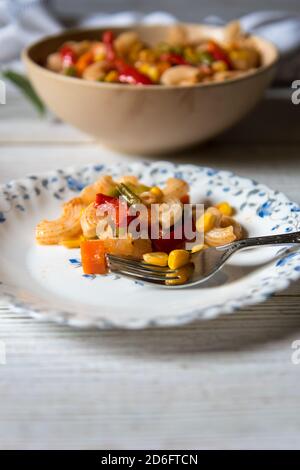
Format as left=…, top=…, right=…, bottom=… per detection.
left=191, top=243, right=208, bottom=253
left=138, top=49, right=156, bottom=63
left=59, top=236, right=85, bottom=249
left=138, top=63, right=160, bottom=82
left=166, top=263, right=193, bottom=286
left=196, top=212, right=216, bottom=233
left=92, top=42, right=106, bottom=62
left=150, top=186, right=163, bottom=199
left=104, top=70, right=119, bottom=83
left=168, top=249, right=190, bottom=270
left=215, top=201, right=233, bottom=216
left=143, top=252, right=169, bottom=267
left=229, top=49, right=250, bottom=61
left=212, top=60, right=228, bottom=72
left=94, top=52, right=106, bottom=62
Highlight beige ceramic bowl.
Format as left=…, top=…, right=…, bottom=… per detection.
left=23, top=24, right=278, bottom=154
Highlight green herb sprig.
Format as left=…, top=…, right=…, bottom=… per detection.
left=2, top=70, right=45, bottom=115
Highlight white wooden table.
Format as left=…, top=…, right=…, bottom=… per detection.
left=0, top=87, right=300, bottom=450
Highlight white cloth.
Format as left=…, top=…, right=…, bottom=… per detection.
left=0, top=1, right=299, bottom=81
left=204, top=11, right=300, bottom=56
left=0, top=0, right=61, bottom=63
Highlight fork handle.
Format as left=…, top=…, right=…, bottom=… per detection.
left=219, top=230, right=300, bottom=252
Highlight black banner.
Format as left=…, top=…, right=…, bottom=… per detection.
left=0, top=450, right=299, bottom=466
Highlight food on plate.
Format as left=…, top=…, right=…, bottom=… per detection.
left=46, top=21, right=261, bottom=86
left=36, top=174, right=244, bottom=284
left=36, top=197, right=85, bottom=245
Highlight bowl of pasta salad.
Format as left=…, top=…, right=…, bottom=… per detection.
left=23, top=22, right=278, bottom=153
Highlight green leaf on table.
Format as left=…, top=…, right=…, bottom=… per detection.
left=2, top=70, right=46, bottom=115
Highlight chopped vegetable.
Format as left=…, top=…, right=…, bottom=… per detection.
left=95, top=193, right=135, bottom=229
left=95, top=193, right=119, bottom=206
left=196, top=212, right=217, bottom=233
left=143, top=252, right=169, bottom=267
left=180, top=194, right=190, bottom=204
left=81, top=237, right=151, bottom=274
left=215, top=201, right=233, bottom=216
left=81, top=239, right=107, bottom=274
left=168, top=249, right=190, bottom=270
left=160, top=52, right=188, bottom=65
left=103, top=30, right=116, bottom=61
left=116, top=183, right=142, bottom=205
left=197, top=51, right=214, bottom=65
left=59, top=235, right=85, bottom=249
left=191, top=243, right=206, bottom=253
left=150, top=186, right=164, bottom=200
left=64, top=66, right=77, bottom=77
left=2, top=70, right=45, bottom=115
left=104, top=70, right=119, bottom=82
left=206, top=41, right=232, bottom=69
left=115, top=59, right=154, bottom=85
left=60, top=45, right=77, bottom=67
left=212, top=60, right=228, bottom=72
left=166, top=263, right=194, bottom=286
left=152, top=225, right=186, bottom=254
left=137, top=63, right=160, bottom=82
left=127, top=183, right=151, bottom=196
left=75, top=51, right=93, bottom=75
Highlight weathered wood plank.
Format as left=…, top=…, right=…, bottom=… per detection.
left=1, top=292, right=300, bottom=450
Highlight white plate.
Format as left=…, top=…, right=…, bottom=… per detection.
left=0, top=161, right=299, bottom=329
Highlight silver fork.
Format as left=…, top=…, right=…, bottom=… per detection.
left=106, top=231, right=300, bottom=288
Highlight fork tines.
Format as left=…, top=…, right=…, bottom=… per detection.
left=106, top=254, right=179, bottom=283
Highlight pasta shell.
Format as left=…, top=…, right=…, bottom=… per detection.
left=205, top=225, right=236, bottom=247
left=80, top=176, right=117, bottom=205
left=36, top=197, right=85, bottom=245
left=162, top=178, right=189, bottom=202
left=220, top=215, right=243, bottom=239
left=80, top=202, right=99, bottom=239
left=117, top=175, right=139, bottom=185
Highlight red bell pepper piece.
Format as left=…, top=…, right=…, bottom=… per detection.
left=160, top=52, right=188, bottom=66
left=151, top=204, right=197, bottom=252
left=151, top=225, right=186, bottom=254
left=95, top=193, right=117, bottom=206
left=180, top=194, right=190, bottom=204
left=206, top=41, right=232, bottom=69
left=114, top=58, right=154, bottom=85
left=102, top=30, right=116, bottom=61
left=60, top=45, right=77, bottom=67
left=118, top=68, right=154, bottom=85
left=95, top=193, right=136, bottom=228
